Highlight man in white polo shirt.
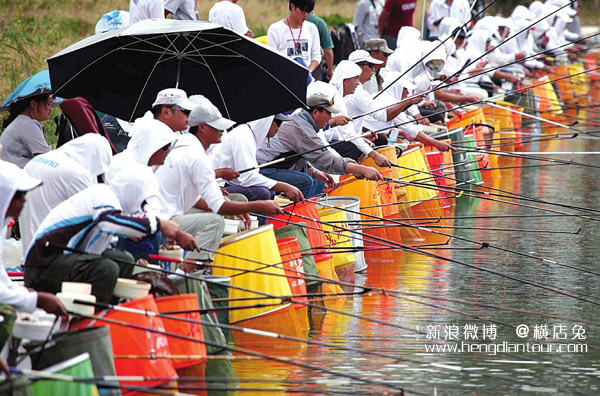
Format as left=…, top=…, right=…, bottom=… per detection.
left=155, top=97, right=283, bottom=269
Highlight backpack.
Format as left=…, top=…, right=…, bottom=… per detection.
left=54, top=97, right=119, bottom=154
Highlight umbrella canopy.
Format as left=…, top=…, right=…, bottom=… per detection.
left=1, top=70, right=52, bottom=111
left=47, top=19, right=308, bottom=123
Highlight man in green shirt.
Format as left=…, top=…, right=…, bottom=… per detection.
left=307, top=0, right=334, bottom=81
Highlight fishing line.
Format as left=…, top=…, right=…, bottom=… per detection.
left=313, top=201, right=600, bottom=296
left=389, top=159, right=600, bottom=215
left=65, top=309, right=413, bottom=393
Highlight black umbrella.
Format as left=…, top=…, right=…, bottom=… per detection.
left=47, top=19, right=308, bottom=123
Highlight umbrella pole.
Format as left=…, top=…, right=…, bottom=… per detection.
left=175, top=57, right=181, bottom=89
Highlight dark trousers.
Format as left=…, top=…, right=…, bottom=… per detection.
left=24, top=250, right=135, bottom=304
left=330, top=140, right=364, bottom=161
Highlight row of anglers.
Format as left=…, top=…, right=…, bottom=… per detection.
left=0, top=36, right=598, bottom=396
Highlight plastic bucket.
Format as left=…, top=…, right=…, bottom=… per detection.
left=269, top=199, right=332, bottom=263
left=31, top=353, right=98, bottom=396
left=424, top=150, right=451, bottom=209
left=435, top=127, right=475, bottom=190
left=173, top=275, right=228, bottom=354
left=276, top=237, right=308, bottom=305
left=72, top=294, right=177, bottom=389
left=276, top=237, right=309, bottom=331
left=27, top=326, right=119, bottom=396
left=317, top=196, right=367, bottom=272
left=273, top=223, right=321, bottom=291
left=155, top=293, right=206, bottom=368
left=316, top=207, right=356, bottom=269
left=328, top=175, right=393, bottom=262
left=213, top=225, right=305, bottom=345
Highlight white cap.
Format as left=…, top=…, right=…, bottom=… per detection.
left=188, top=98, right=236, bottom=130
left=348, top=49, right=383, bottom=65
left=152, top=88, right=196, bottom=110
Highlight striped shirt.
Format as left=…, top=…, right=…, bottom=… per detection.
left=24, top=184, right=159, bottom=268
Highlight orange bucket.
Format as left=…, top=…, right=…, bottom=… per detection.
left=154, top=294, right=207, bottom=369
left=376, top=168, right=403, bottom=246
left=277, top=237, right=309, bottom=331
left=269, top=199, right=332, bottom=263
left=72, top=294, right=177, bottom=390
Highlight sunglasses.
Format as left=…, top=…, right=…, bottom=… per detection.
left=171, top=105, right=191, bottom=116
left=274, top=119, right=283, bottom=127
left=357, top=62, right=375, bottom=69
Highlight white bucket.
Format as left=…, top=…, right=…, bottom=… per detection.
left=317, top=196, right=367, bottom=272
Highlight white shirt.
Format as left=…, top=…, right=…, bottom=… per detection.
left=344, top=84, right=389, bottom=135
left=353, top=0, right=384, bottom=47
left=129, top=0, right=165, bottom=25
left=155, top=134, right=225, bottom=218
left=20, top=134, right=112, bottom=252
left=164, top=0, right=198, bottom=20
left=267, top=19, right=322, bottom=66
left=208, top=1, right=249, bottom=35
left=211, top=121, right=278, bottom=189
left=427, top=0, right=471, bottom=37
left=20, top=152, right=95, bottom=251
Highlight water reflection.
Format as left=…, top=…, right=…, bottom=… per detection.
left=227, top=138, right=600, bottom=395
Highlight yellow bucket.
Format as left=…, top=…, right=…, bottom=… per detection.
left=213, top=225, right=294, bottom=324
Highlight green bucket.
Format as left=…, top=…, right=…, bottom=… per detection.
left=31, top=353, right=98, bottom=396
left=434, top=127, right=475, bottom=190
left=26, top=326, right=119, bottom=396
left=462, top=135, right=484, bottom=185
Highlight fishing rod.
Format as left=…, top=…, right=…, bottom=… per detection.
left=389, top=161, right=600, bottom=216
left=363, top=26, right=600, bottom=122
left=346, top=212, right=600, bottom=223
left=373, top=0, right=501, bottom=99
left=396, top=177, right=600, bottom=221
left=371, top=64, right=600, bottom=135
left=66, top=309, right=413, bottom=394
left=371, top=222, right=581, bottom=235
left=315, top=200, right=600, bottom=287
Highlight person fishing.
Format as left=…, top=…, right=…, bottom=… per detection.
left=211, top=113, right=305, bottom=204
left=23, top=166, right=198, bottom=305
left=154, top=96, right=283, bottom=273
left=0, top=161, right=68, bottom=353
left=256, top=89, right=384, bottom=198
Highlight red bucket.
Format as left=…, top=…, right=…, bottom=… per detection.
left=276, top=237, right=308, bottom=307
left=155, top=294, right=207, bottom=369
left=269, top=199, right=332, bottom=263
left=72, top=294, right=177, bottom=390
